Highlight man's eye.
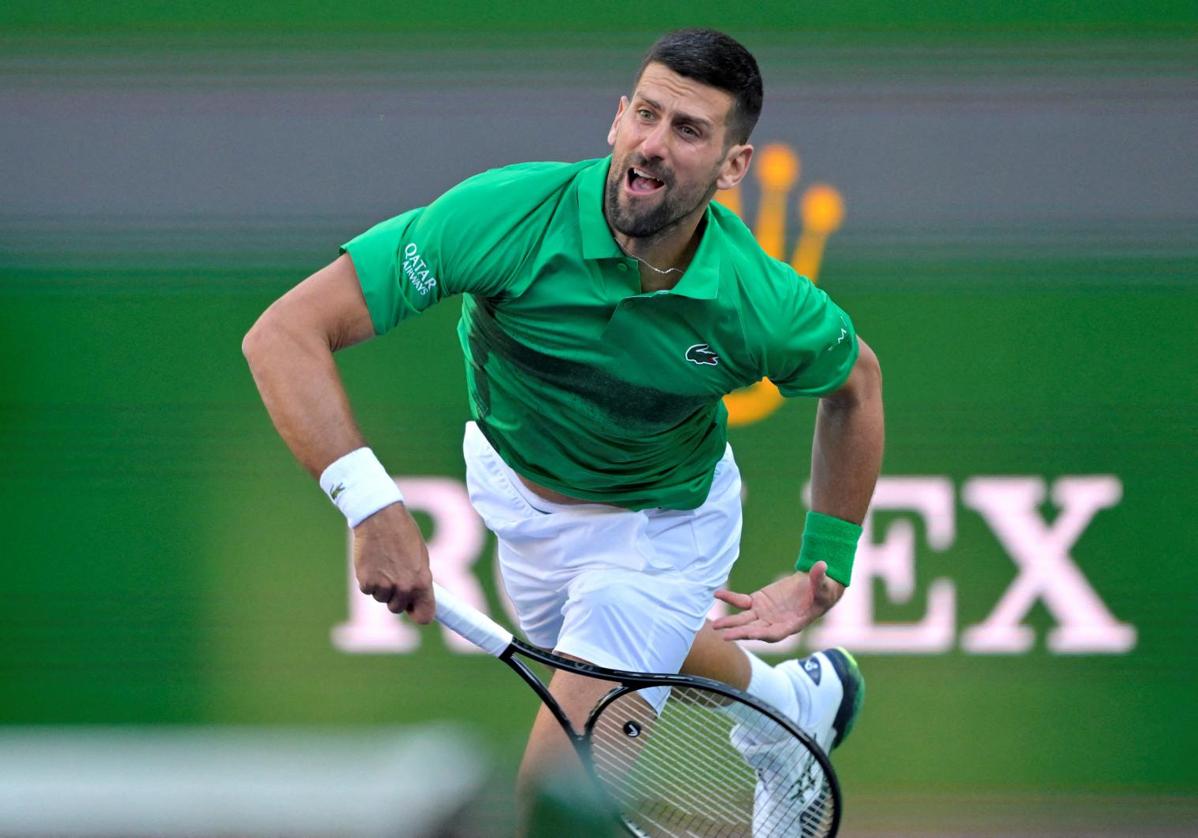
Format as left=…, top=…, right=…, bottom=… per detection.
left=679, top=125, right=698, bottom=138
left=637, top=109, right=653, bottom=120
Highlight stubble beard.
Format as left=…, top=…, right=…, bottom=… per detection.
left=604, top=161, right=718, bottom=242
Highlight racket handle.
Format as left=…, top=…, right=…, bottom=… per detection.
left=432, top=582, right=514, bottom=657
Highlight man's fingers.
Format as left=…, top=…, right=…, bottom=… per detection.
left=807, top=560, right=827, bottom=591
left=386, top=588, right=410, bottom=614
left=711, top=611, right=756, bottom=630
left=368, top=581, right=433, bottom=619
left=407, top=584, right=436, bottom=624
left=714, top=588, right=754, bottom=609
left=719, top=622, right=790, bottom=643
left=364, top=583, right=392, bottom=604
left=716, top=627, right=753, bottom=641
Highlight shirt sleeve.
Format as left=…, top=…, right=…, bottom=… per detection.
left=338, top=173, right=523, bottom=336
left=765, top=278, right=860, bottom=398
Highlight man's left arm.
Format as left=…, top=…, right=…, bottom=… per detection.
left=714, top=337, right=883, bottom=642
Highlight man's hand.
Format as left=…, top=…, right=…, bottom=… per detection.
left=352, top=502, right=436, bottom=623
left=712, top=561, right=845, bottom=642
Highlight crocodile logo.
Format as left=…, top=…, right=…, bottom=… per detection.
left=686, top=343, right=720, bottom=366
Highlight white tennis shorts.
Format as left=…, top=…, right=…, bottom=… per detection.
left=462, top=421, right=742, bottom=678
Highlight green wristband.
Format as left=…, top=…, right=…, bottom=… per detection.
left=795, top=511, right=862, bottom=586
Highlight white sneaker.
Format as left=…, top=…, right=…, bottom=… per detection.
left=732, top=648, right=865, bottom=835
left=783, top=647, right=865, bottom=753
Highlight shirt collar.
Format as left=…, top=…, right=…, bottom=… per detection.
left=576, top=156, right=723, bottom=301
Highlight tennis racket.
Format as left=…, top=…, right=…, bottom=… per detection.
left=432, top=582, right=841, bottom=837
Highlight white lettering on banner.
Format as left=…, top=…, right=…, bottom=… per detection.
left=960, top=476, right=1136, bottom=654
left=331, top=474, right=1136, bottom=656
left=804, top=477, right=958, bottom=653
left=331, top=477, right=487, bottom=654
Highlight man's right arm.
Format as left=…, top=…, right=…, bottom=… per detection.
left=241, top=253, right=435, bottom=622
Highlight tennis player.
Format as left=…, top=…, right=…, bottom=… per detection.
left=244, top=27, right=882, bottom=814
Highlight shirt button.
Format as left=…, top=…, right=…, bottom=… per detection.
left=616, top=263, right=628, bottom=272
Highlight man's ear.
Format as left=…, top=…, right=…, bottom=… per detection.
left=716, top=143, right=754, bottom=191
left=607, top=96, right=629, bottom=147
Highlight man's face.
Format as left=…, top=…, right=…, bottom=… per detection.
left=605, top=62, right=749, bottom=240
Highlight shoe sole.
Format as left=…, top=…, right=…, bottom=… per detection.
left=824, top=647, right=865, bottom=750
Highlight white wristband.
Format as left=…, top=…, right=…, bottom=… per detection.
left=318, top=447, right=404, bottom=527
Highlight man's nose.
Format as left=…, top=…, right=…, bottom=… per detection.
left=638, top=121, right=670, bottom=161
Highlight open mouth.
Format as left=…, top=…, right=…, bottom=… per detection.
left=626, top=166, right=666, bottom=195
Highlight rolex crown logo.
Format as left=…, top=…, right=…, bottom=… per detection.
left=716, top=143, right=845, bottom=427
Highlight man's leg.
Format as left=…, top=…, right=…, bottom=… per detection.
left=683, top=622, right=865, bottom=833
left=680, top=620, right=750, bottom=687
left=681, top=621, right=864, bottom=753
left=681, top=621, right=797, bottom=721
left=516, top=661, right=655, bottom=837
left=516, top=667, right=611, bottom=798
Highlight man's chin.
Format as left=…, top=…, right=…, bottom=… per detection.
left=605, top=180, right=677, bottom=238
left=611, top=213, right=666, bottom=239
left=610, top=202, right=662, bottom=236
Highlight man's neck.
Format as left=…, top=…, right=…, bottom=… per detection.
left=614, top=210, right=708, bottom=293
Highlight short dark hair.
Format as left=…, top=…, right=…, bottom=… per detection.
left=636, top=28, right=763, bottom=145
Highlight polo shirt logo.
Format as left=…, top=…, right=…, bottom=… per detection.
left=685, top=343, right=720, bottom=366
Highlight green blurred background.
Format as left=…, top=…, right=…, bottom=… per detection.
left=2, top=1, right=1196, bottom=835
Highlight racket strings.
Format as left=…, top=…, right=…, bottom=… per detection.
left=592, top=697, right=752, bottom=835
left=592, top=693, right=759, bottom=808
left=591, top=700, right=757, bottom=824
left=591, top=690, right=764, bottom=836
left=598, top=693, right=760, bottom=792
left=591, top=738, right=748, bottom=832
left=588, top=686, right=835, bottom=837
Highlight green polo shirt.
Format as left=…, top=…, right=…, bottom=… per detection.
left=341, top=157, right=858, bottom=510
